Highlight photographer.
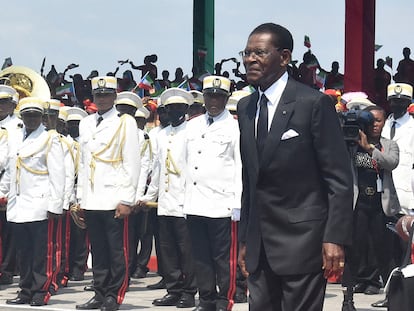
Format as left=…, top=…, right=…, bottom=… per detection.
left=342, top=104, right=400, bottom=311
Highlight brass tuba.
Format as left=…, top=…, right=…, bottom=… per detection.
left=0, top=65, right=51, bottom=101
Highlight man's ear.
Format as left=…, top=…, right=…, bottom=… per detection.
left=280, top=49, right=292, bottom=67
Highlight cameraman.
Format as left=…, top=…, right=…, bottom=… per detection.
left=342, top=105, right=400, bottom=311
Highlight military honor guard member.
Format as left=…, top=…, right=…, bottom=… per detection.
left=76, top=77, right=140, bottom=311
left=0, top=97, right=65, bottom=306
left=0, top=85, right=21, bottom=286
left=184, top=76, right=242, bottom=311
left=140, top=88, right=197, bottom=308
left=65, top=107, right=89, bottom=283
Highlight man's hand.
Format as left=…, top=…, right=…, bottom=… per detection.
left=114, top=203, right=132, bottom=219
left=238, top=243, right=249, bottom=278
left=322, top=242, right=345, bottom=279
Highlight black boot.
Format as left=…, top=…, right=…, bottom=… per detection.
left=341, top=287, right=356, bottom=311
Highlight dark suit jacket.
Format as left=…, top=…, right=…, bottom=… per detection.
left=237, top=77, right=353, bottom=275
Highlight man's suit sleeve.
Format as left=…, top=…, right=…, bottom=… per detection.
left=237, top=98, right=250, bottom=244
left=311, top=94, right=353, bottom=246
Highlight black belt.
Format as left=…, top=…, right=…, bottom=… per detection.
left=360, top=186, right=376, bottom=196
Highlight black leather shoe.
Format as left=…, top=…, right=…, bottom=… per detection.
left=6, top=296, right=30, bottom=305
left=132, top=266, right=148, bottom=279
left=192, top=305, right=215, bottom=311
left=152, top=293, right=181, bottom=306
left=176, top=293, right=195, bottom=308
left=353, top=283, right=366, bottom=293
left=30, top=300, right=46, bottom=307
left=101, top=296, right=119, bottom=311
left=70, top=273, right=85, bottom=281
left=147, top=278, right=166, bottom=290
left=364, top=285, right=380, bottom=295
left=0, top=274, right=13, bottom=285
left=84, top=284, right=95, bottom=291
left=371, top=297, right=388, bottom=308
left=76, top=296, right=103, bottom=310
left=234, top=292, right=247, bottom=303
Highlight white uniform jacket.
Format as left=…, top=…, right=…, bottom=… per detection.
left=0, top=124, right=65, bottom=223
left=383, top=112, right=414, bottom=213
left=0, top=115, right=23, bottom=170
left=183, top=110, right=242, bottom=218
left=57, top=133, right=76, bottom=210
left=143, top=122, right=187, bottom=217
left=77, top=107, right=141, bottom=210
left=135, top=129, right=152, bottom=200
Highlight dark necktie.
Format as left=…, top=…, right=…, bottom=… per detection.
left=257, top=94, right=268, bottom=157
left=208, top=117, right=214, bottom=126
left=96, top=116, right=103, bottom=127
left=390, top=121, right=396, bottom=139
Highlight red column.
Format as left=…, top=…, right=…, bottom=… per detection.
left=344, top=0, right=376, bottom=98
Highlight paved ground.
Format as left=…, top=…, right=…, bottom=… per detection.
left=0, top=272, right=387, bottom=310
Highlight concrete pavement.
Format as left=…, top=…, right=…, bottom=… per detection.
left=0, top=272, right=387, bottom=310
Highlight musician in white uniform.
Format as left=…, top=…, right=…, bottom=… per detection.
left=76, top=77, right=140, bottom=311
left=0, top=97, right=65, bottom=306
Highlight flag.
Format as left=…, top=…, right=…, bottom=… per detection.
left=306, top=57, right=319, bottom=69
left=304, top=35, right=311, bottom=48
left=189, top=80, right=202, bottom=91
left=138, top=72, right=154, bottom=90
left=56, top=83, right=74, bottom=96
left=374, top=44, right=383, bottom=51
left=315, top=70, right=327, bottom=89
left=385, top=56, right=393, bottom=69
left=149, top=80, right=164, bottom=97
left=1, top=57, right=12, bottom=70
left=177, top=78, right=190, bottom=91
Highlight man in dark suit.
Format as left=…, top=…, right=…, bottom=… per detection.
left=237, top=23, right=354, bottom=311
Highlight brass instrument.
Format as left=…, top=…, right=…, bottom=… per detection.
left=0, top=65, right=51, bottom=103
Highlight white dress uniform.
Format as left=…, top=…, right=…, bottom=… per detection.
left=0, top=124, right=65, bottom=222
left=135, top=129, right=152, bottom=199
left=0, top=120, right=65, bottom=305
left=77, top=107, right=141, bottom=209
left=183, top=110, right=242, bottom=217
left=143, top=122, right=187, bottom=216
left=76, top=102, right=141, bottom=307
left=383, top=112, right=414, bottom=214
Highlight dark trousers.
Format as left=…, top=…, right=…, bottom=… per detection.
left=248, top=244, right=326, bottom=311
left=187, top=216, right=237, bottom=310
left=69, top=215, right=88, bottom=277
left=13, top=219, right=54, bottom=304
left=342, top=199, right=395, bottom=288
left=158, top=216, right=197, bottom=296
left=58, top=211, right=71, bottom=286
left=0, top=210, right=16, bottom=278
left=85, top=210, right=129, bottom=304
left=128, top=210, right=154, bottom=276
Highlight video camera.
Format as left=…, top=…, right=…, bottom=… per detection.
left=339, top=109, right=374, bottom=143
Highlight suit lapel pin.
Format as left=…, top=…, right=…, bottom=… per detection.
left=282, top=110, right=287, bottom=115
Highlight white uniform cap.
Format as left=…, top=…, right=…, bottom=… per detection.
left=45, top=99, right=62, bottom=111
left=115, top=92, right=143, bottom=109
left=67, top=107, right=88, bottom=121
left=59, top=106, right=70, bottom=121
left=91, top=76, right=117, bottom=94
left=134, top=106, right=150, bottom=119
left=203, top=75, right=231, bottom=94
left=227, top=90, right=251, bottom=112
left=19, top=97, right=44, bottom=114
left=0, top=85, right=18, bottom=104
left=387, top=83, right=413, bottom=100
left=159, top=88, right=192, bottom=106
left=346, top=98, right=375, bottom=110
left=189, top=90, right=204, bottom=105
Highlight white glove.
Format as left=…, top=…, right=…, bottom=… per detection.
left=231, top=208, right=240, bottom=222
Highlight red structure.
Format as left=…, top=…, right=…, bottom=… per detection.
left=344, top=0, right=376, bottom=98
